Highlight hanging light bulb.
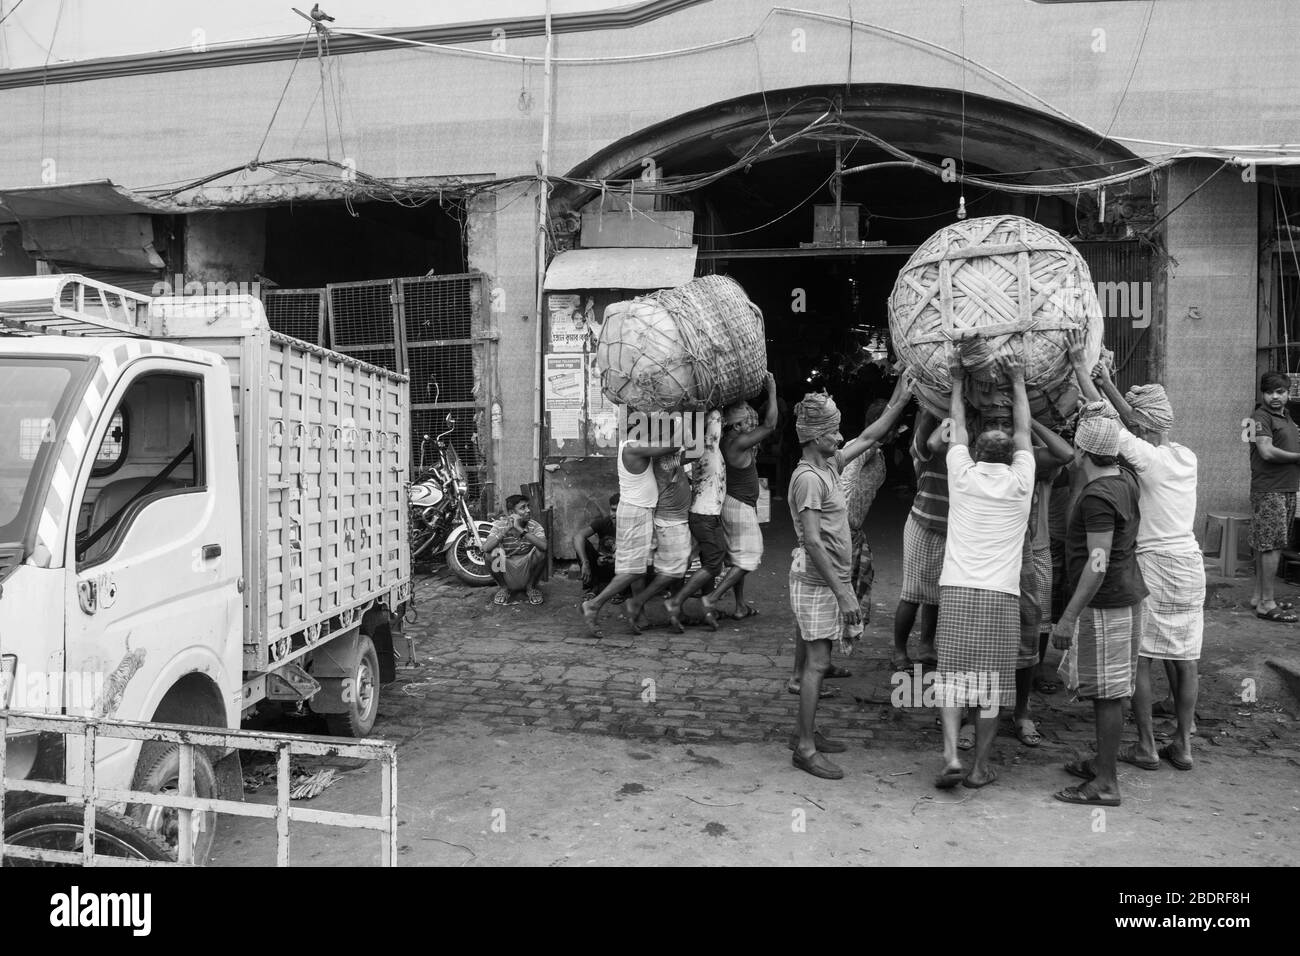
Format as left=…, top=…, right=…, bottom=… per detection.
left=957, top=194, right=967, bottom=220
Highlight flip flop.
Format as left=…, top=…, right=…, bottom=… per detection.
left=786, top=680, right=836, bottom=699
left=957, top=724, right=976, bottom=751
left=664, top=600, right=685, bottom=634
left=791, top=749, right=844, bottom=780
left=824, top=665, right=852, bottom=680
left=1256, top=606, right=1298, bottom=623
left=934, top=766, right=965, bottom=789
left=786, top=732, right=847, bottom=754
left=1014, top=719, right=1042, bottom=748
left=888, top=654, right=913, bottom=672
left=493, top=588, right=510, bottom=606
left=1117, top=744, right=1160, bottom=771
left=1053, top=785, right=1120, bottom=807
left=1064, top=758, right=1096, bottom=781
left=1158, top=743, right=1194, bottom=771
left=1034, top=675, right=1061, bottom=694
left=579, top=600, right=605, bottom=639
left=962, top=768, right=998, bottom=789
left=527, top=587, right=544, bottom=606
left=1250, top=598, right=1294, bottom=610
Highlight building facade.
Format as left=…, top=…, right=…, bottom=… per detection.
left=2, top=0, right=1297, bottom=548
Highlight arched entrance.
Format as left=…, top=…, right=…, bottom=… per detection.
left=551, top=83, right=1156, bottom=440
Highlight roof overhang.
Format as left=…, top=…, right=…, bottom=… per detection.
left=544, top=246, right=698, bottom=290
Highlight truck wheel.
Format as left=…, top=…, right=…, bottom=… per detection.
left=127, top=743, right=218, bottom=864
left=4, top=803, right=174, bottom=865
left=325, top=633, right=380, bottom=737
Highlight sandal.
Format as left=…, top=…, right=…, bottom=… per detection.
left=1158, top=743, right=1194, bottom=771
left=493, top=588, right=510, bottom=606
left=962, top=768, right=998, bottom=789
left=1034, top=675, right=1061, bottom=695
left=527, top=587, right=544, bottom=606
left=1064, top=758, right=1097, bottom=781
left=957, top=724, right=976, bottom=751
left=934, top=766, right=965, bottom=790
left=1117, top=744, right=1160, bottom=771
left=786, top=732, right=847, bottom=754
left=824, top=665, right=852, bottom=680
left=786, top=679, right=836, bottom=699
left=1256, top=606, right=1298, bottom=623
left=1013, top=719, right=1042, bottom=748
left=792, top=749, right=844, bottom=780
left=1053, top=785, right=1120, bottom=807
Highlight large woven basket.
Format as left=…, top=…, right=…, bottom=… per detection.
left=888, top=215, right=1103, bottom=421
left=596, top=274, right=768, bottom=412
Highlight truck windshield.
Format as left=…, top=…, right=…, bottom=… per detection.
left=0, top=357, right=92, bottom=554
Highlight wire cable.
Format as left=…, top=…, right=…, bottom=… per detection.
left=253, top=27, right=316, bottom=164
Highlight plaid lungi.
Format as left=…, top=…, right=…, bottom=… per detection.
left=614, top=501, right=654, bottom=575
left=1033, top=545, right=1053, bottom=628
left=721, top=494, right=763, bottom=571
left=935, top=585, right=1017, bottom=710
left=851, top=527, right=875, bottom=625
left=789, top=572, right=842, bottom=643
left=1137, top=550, right=1206, bottom=661
left=900, top=515, right=945, bottom=605
left=1060, top=604, right=1142, bottom=701
left=1017, top=530, right=1040, bottom=669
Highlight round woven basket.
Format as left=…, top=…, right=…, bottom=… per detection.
left=888, top=215, right=1103, bottom=422
left=596, top=274, right=768, bottom=412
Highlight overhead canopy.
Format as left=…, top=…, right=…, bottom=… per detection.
left=544, top=246, right=698, bottom=291
left=0, top=180, right=187, bottom=223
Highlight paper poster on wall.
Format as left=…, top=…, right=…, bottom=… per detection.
left=547, top=293, right=591, bottom=352
left=586, top=352, right=619, bottom=454
left=544, top=354, right=585, bottom=456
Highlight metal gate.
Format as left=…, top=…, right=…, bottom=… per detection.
left=262, top=288, right=327, bottom=345
left=264, top=275, right=493, bottom=508
left=1076, top=241, right=1154, bottom=393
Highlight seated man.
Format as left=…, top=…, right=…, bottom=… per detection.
left=482, top=494, right=548, bottom=606
left=571, top=493, right=624, bottom=602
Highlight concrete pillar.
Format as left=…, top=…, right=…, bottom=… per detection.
left=1162, top=160, right=1257, bottom=537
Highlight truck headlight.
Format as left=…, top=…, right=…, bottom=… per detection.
left=1, top=654, right=15, bottom=709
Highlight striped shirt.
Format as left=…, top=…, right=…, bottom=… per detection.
left=910, top=452, right=950, bottom=533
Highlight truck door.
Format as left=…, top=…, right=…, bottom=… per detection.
left=63, top=357, right=242, bottom=790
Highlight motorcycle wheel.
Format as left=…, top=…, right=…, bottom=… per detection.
left=447, top=528, right=495, bottom=587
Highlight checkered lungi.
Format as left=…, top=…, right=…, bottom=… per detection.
left=851, top=527, right=875, bottom=625
left=1033, top=545, right=1053, bottom=628
left=789, top=572, right=842, bottom=643
left=1017, top=530, right=1040, bottom=670
left=721, top=494, right=763, bottom=571
left=1060, top=604, right=1143, bottom=701
left=649, top=518, right=690, bottom=577
left=935, top=585, right=1018, bottom=710
left=900, top=515, right=945, bottom=605
left=614, top=501, right=654, bottom=575
left=1137, top=550, right=1206, bottom=661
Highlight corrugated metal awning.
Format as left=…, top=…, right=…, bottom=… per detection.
left=0, top=180, right=188, bottom=223
left=544, top=246, right=698, bottom=291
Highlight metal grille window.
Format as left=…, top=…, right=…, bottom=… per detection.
left=1076, top=241, right=1154, bottom=394
left=321, top=274, right=491, bottom=506
left=262, top=289, right=327, bottom=345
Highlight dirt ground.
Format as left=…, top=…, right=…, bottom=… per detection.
left=212, top=495, right=1300, bottom=867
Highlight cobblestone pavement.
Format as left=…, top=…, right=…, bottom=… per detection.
left=379, top=508, right=1300, bottom=771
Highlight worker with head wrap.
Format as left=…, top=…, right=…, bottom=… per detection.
left=1072, top=348, right=1204, bottom=773
left=700, top=373, right=778, bottom=624
left=787, top=376, right=913, bottom=780
left=1048, top=400, right=1148, bottom=808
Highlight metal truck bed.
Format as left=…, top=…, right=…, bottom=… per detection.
left=148, top=296, right=411, bottom=673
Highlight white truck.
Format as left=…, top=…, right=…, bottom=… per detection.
left=0, top=276, right=412, bottom=860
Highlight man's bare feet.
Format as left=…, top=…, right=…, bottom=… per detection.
left=663, top=598, right=684, bottom=634
left=623, top=601, right=645, bottom=634
left=580, top=599, right=604, bottom=638
left=915, top=641, right=938, bottom=666
left=889, top=651, right=912, bottom=672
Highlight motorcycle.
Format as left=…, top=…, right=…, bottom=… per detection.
left=409, top=410, right=495, bottom=587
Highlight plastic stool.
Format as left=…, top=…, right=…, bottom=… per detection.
left=1202, top=512, right=1253, bottom=578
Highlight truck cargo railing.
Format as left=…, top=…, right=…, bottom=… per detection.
left=0, top=275, right=153, bottom=337
left=0, top=711, right=397, bottom=867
